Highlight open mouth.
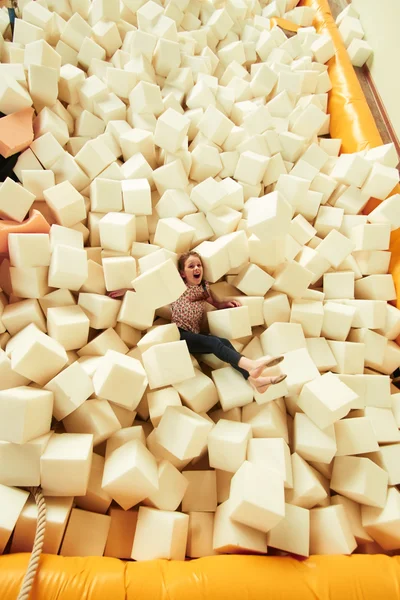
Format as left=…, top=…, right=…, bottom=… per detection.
left=194, top=273, right=201, bottom=280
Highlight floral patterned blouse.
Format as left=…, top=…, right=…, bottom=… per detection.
left=171, top=281, right=211, bottom=333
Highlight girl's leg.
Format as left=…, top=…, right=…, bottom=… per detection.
left=179, top=329, right=249, bottom=378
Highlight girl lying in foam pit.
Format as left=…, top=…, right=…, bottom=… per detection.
left=109, top=251, right=287, bottom=394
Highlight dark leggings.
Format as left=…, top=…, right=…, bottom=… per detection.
left=179, top=328, right=249, bottom=380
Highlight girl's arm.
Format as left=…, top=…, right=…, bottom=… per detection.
left=205, top=289, right=241, bottom=309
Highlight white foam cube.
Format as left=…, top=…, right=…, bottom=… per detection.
left=213, top=499, right=267, bottom=554
left=11, top=496, right=74, bottom=555
left=43, top=181, right=86, bottom=228
left=242, top=402, right=288, bottom=442
left=90, top=179, right=122, bottom=213
left=93, top=350, right=147, bottom=411
left=74, top=453, right=112, bottom=514
left=186, top=512, right=216, bottom=559
left=294, top=413, right=337, bottom=464
left=247, top=191, right=292, bottom=242
left=361, top=162, right=399, bottom=201
left=147, top=387, right=182, bottom=428
left=182, top=470, right=217, bottom=513
left=102, top=439, right=158, bottom=510
left=47, top=305, right=90, bottom=351
left=40, top=433, right=93, bottom=496
left=10, top=265, right=51, bottom=299
left=21, top=170, right=55, bottom=201
left=102, top=257, right=137, bottom=292
left=232, top=264, right=274, bottom=296
left=208, top=419, right=252, bottom=474
left=0, top=485, right=29, bottom=554
left=10, top=324, right=68, bottom=386
left=153, top=217, right=194, bottom=254
left=132, top=259, right=186, bottom=310
left=132, top=507, right=189, bottom=561
left=79, top=293, right=121, bottom=330
left=144, top=460, right=189, bottom=512
left=260, top=322, right=306, bottom=356
left=355, top=274, right=396, bottom=301
left=173, top=369, right=219, bottom=414
left=335, top=417, right=379, bottom=456
left=316, top=229, right=355, bottom=268
left=60, top=508, right=111, bottom=557
left=247, top=438, right=293, bottom=489
left=0, top=178, right=36, bottom=223
left=298, top=371, right=357, bottom=429
left=62, top=398, right=121, bottom=446
left=267, top=503, right=310, bottom=557
left=212, top=367, right=254, bottom=412
left=156, top=406, right=213, bottom=461
left=272, top=260, right=313, bottom=299
left=0, top=386, right=53, bottom=445
left=45, top=361, right=94, bottom=421
left=263, top=292, right=290, bottom=326
left=208, top=306, right=252, bottom=340
left=122, top=179, right=152, bottom=215
left=367, top=193, right=400, bottom=231
left=321, top=302, right=355, bottom=341
left=290, top=300, right=324, bottom=337
left=331, top=456, right=389, bottom=508
left=286, top=453, right=328, bottom=509
left=99, top=212, right=136, bottom=252
left=48, top=244, right=88, bottom=292
left=310, top=505, right=357, bottom=555
left=323, top=272, right=355, bottom=299
left=281, top=348, right=320, bottom=396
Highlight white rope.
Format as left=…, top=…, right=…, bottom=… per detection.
left=17, top=487, right=47, bottom=600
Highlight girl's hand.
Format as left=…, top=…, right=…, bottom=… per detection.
left=222, top=300, right=241, bottom=308
left=108, top=289, right=128, bottom=299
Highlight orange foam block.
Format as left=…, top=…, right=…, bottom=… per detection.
left=0, top=108, right=34, bottom=159
left=0, top=210, right=50, bottom=256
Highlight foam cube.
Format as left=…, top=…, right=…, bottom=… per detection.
left=361, top=487, right=400, bottom=551
left=90, top=178, right=122, bottom=213
left=47, top=305, right=90, bottom=351
left=334, top=418, right=379, bottom=456
left=263, top=292, right=291, bottom=326
left=62, top=398, right=121, bottom=446
left=267, top=503, right=310, bottom=557
left=48, top=244, right=88, bottom=292
left=1, top=299, right=46, bottom=337
left=10, top=265, right=51, bottom=299
left=232, top=264, right=274, bottom=297
left=260, top=322, right=306, bottom=356
left=286, top=453, right=328, bottom=509
left=98, top=212, right=136, bottom=252
left=156, top=406, right=213, bottom=461
left=102, top=257, right=137, bottom=292
left=60, top=508, right=111, bottom=557
left=310, top=505, right=357, bottom=555
left=0, top=431, right=51, bottom=487
left=0, top=178, right=36, bottom=223
left=102, top=439, right=158, bottom=510
left=367, top=193, right=400, bottom=231
left=272, top=260, right=314, bottom=300
left=321, top=302, right=355, bottom=341
left=298, top=372, right=357, bottom=429
left=361, top=163, right=399, bottom=201
left=0, top=386, right=52, bottom=446
left=290, top=300, right=324, bottom=337
left=208, top=419, right=252, bottom=473
left=331, top=456, right=389, bottom=508
left=92, top=350, right=147, bottom=411
left=43, top=182, right=86, bottom=228
left=173, top=369, right=219, bottom=414
left=323, top=272, right=355, bottom=299
left=213, top=499, right=267, bottom=554
left=10, top=324, right=68, bottom=386
left=74, top=453, right=112, bottom=514
left=242, top=402, right=289, bottom=442
left=367, top=444, right=400, bottom=486
left=40, top=433, right=93, bottom=496
left=331, top=152, right=370, bottom=186
left=143, top=460, right=189, bottom=512
left=0, top=485, right=29, bottom=554
left=207, top=306, right=251, bottom=340
left=104, top=508, right=138, bottom=559
left=132, top=259, right=186, bottom=310
left=294, top=413, right=337, bottom=464
left=147, top=388, right=182, bottom=427
left=305, top=337, right=337, bottom=372
left=11, top=496, right=74, bottom=555
left=355, top=274, right=396, bottom=301
left=182, top=471, right=217, bottom=513
left=132, top=507, right=189, bottom=562
left=247, top=191, right=292, bottom=242
left=351, top=223, right=391, bottom=251
left=187, top=512, right=216, bottom=559
left=45, top=361, right=94, bottom=421
left=78, top=293, right=121, bottom=330
left=281, top=348, right=320, bottom=396
left=153, top=218, right=195, bottom=254
left=229, top=461, right=285, bottom=533
left=247, top=438, right=293, bottom=489
left=212, top=367, right=254, bottom=412
left=117, top=291, right=155, bottom=331
left=121, top=179, right=152, bottom=216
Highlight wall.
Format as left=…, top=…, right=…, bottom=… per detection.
left=352, top=0, right=400, bottom=141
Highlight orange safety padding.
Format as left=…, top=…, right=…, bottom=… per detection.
left=2, top=0, right=400, bottom=598
left=0, top=209, right=50, bottom=255
left=0, top=107, right=34, bottom=159
left=2, top=554, right=400, bottom=600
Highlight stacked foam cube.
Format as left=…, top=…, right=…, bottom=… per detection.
left=335, top=4, right=373, bottom=68
left=0, top=0, right=400, bottom=561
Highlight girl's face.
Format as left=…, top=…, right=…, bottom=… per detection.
left=182, top=255, right=203, bottom=286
